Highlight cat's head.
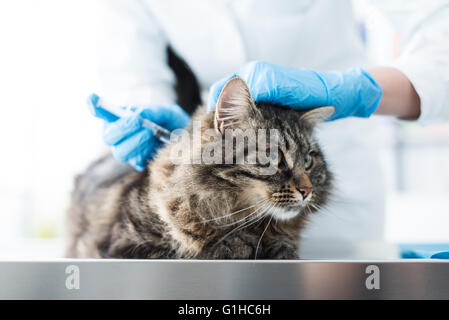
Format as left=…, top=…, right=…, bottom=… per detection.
left=178, top=77, right=333, bottom=222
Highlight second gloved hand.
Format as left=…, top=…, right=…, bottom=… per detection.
left=207, top=61, right=383, bottom=120
left=88, top=94, right=190, bottom=171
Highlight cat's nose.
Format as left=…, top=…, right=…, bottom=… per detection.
left=297, top=187, right=312, bottom=199
left=294, top=173, right=312, bottom=199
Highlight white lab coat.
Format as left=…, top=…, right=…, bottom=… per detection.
left=96, top=0, right=449, bottom=251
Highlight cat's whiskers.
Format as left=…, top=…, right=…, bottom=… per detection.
left=227, top=200, right=271, bottom=230
left=309, top=201, right=351, bottom=223
left=211, top=200, right=274, bottom=248
left=254, top=214, right=274, bottom=260
left=217, top=198, right=271, bottom=228
left=194, top=198, right=266, bottom=225
left=255, top=202, right=275, bottom=228
left=305, top=204, right=314, bottom=216
left=306, top=203, right=315, bottom=212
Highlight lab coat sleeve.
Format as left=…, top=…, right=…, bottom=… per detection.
left=371, top=0, right=449, bottom=124
left=97, top=0, right=176, bottom=106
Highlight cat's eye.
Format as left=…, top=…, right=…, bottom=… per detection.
left=304, top=153, right=314, bottom=171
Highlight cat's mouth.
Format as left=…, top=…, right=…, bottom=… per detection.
left=247, top=182, right=314, bottom=221
left=267, top=193, right=313, bottom=221
left=268, top=204, right=303, bottom=221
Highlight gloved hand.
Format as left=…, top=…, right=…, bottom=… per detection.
left=87, top=94, right=190, bottom=171
left=207, top=61, right=382, bottom=120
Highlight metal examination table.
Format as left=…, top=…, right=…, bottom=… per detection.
left=0, top=259, right=448, bottom=299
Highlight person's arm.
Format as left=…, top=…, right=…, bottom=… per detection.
left=368, top=67, right=420, bottom=120
left=95, top=0, right=189, bottom=171
left=371, top=0, right=449, bottom=124
left=208, top=2, right=449, bottom=124
left=97, top=0, right=175, bottom=105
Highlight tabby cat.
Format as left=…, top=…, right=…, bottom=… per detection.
left=66, top=77, right=333, bottom=259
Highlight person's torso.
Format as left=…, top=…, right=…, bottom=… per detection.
left=147, top=0, right=366, bottom=87
left=146, top=0, right=386, bottom=243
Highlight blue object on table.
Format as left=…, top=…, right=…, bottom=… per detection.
left=399, top=243, right=449, bottom=259
left=431, top=251, right=449, bottom=259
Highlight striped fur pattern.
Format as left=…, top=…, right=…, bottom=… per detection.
left=66, top=78, right=333, bottom=259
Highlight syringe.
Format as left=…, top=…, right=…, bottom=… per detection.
left=88, top=94, right=172, bottom=145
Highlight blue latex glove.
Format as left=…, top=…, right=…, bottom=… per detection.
left=87, top=94, right=190, bottom=171
left=207, top=61, right=382, bottom=120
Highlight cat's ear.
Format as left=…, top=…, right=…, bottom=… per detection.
left=214, top=77, right=259, bottom=133
left=299, top=106, right=335, bottom=126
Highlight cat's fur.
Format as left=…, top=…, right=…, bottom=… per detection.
left=66, top=77, right=333, bottom=259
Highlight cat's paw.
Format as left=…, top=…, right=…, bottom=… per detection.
left=263, top=244, right=299, bottom=259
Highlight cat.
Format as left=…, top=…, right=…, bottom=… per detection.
left=66, top=77, right=334, bottom=259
